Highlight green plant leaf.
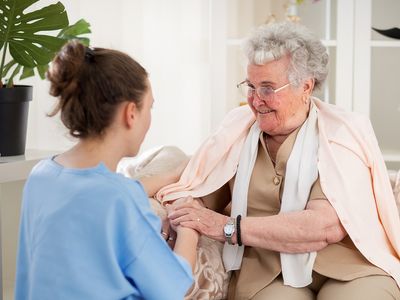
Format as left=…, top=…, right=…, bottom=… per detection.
left=0, top=1, right=91, bottom=85
left=0, top=0, right=69, bottom=69
left=2, top=60, right=17, bottom=78
left=58, top=19, right=91, bottom=39
left=20, top=66, right=34, bottom=80
left=57, top=19, right=91, bottom=47
left=37, top=64, right=48, bottom=79
left=6, top=64, right=22, bottom=87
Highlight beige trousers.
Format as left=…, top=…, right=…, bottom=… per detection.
left=251, top=273, right=400, bottom=300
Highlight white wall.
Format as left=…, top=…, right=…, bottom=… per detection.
left=23, top=0, right=212, bottom=155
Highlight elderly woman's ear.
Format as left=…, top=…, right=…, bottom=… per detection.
left=301, top=78, right=315, bottom=105
left=303, top=78, right=315, bottom=96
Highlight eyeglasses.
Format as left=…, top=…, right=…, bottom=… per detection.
left=237, top=80, right=291, bottom=100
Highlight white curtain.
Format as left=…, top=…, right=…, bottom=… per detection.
left=26, top=0, right=212, bottom=155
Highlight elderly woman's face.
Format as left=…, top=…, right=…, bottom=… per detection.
left=246, top=56, right=310, bottom=136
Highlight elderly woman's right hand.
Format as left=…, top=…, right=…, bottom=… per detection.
left=168, top=196, right=229, bottom=243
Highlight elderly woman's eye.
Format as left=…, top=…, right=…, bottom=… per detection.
left=246, top=85, right=256, bottom=92
left=260, top=86, right=274, bottom=96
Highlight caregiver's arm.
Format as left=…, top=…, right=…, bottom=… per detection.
left=173, top=226, right=199, bottom=272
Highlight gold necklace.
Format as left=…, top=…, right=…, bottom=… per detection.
left=265, top=135, right=276, bottom=165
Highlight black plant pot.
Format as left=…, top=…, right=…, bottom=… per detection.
left=0, top=85, right=33, bottom=157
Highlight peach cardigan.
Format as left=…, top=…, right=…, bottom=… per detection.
left=156, top=98, right=400, bottom=287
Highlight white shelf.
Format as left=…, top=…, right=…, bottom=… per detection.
left=0, top=149, right=60, bottom=183
left=371, top=40, right=400, bottom=47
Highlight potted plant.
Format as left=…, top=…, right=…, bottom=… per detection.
left=0, top=0, right=90, bottom=157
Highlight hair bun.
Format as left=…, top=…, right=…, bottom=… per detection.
left=47, top=40, right=86, bottom=99
left=47, top=41, right=148, bottom=139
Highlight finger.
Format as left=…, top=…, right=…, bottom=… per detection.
left=170, top=214, right=192, bottom=226
left=180, top=220, right=203, bottom=232
left=173, top=196, right=193, bottom=206
left=170, top=203, right=198, bottom=213
left=174, top=198, right=197, bottom=210
left=170, top=212, right=204, bottom=227
left=166, top=236, right=176, bottom=249
left=169, top=227, right=177, bottom=239
left=161, top=218, right=170, bottom=237
left=183, top=197, right=203, bottom=209
left=168, top=207, right=195, bottom=220
left=180, top=220, right=226, bottom=242
left=165, top=203, right=176, bottom=215
left=161, top=230, right=169, bottom=240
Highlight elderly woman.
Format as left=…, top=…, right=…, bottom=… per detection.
left=159, top=22, right=400, bottom=299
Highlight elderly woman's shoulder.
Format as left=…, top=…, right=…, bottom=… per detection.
left=315, top=98, right=371, bottom=124
left=314, top=98, right=375, bottom=140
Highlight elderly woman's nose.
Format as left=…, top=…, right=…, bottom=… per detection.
left=252, top=94, right=266, bottom=107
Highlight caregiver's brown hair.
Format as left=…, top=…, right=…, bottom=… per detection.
left=47, top=40, right=148, bottom=138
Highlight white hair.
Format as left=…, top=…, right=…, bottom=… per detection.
left=243, top=22, right=328, bottom=90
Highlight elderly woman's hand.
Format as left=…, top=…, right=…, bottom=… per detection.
left=168, top=196, right=229, bottom=242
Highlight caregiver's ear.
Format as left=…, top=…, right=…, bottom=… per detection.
left=123, top=101, right=139, bottom=128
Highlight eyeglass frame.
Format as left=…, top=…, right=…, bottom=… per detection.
left=236, top=80, right=291, bottom=101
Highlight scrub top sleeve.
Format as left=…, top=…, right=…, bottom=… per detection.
left=123, top=232, right=193, bottom=300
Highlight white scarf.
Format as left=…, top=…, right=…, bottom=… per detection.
left=223, top=103, right=319, bottom=287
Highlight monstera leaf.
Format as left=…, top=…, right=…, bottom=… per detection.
left=19, top=19, right=92, bottom=80
left=0, top=0, right=91, bottom=87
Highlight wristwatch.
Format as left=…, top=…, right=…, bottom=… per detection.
left=223, top=217, right=236, bottom=245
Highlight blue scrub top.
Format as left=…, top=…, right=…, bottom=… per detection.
left=15, top=158, right=193, bottom=300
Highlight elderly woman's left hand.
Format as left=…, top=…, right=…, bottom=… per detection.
left=168, top=197, right=229, bottom=242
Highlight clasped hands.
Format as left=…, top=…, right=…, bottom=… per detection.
left=166, top=196, right=229, bottom=243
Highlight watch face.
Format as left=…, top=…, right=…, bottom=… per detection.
left=224, top=224, right=235, bottom=236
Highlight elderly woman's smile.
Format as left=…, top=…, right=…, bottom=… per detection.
left=256, top=107, right=274, bottom=114
left=245, top=56, right=312, bottom=137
